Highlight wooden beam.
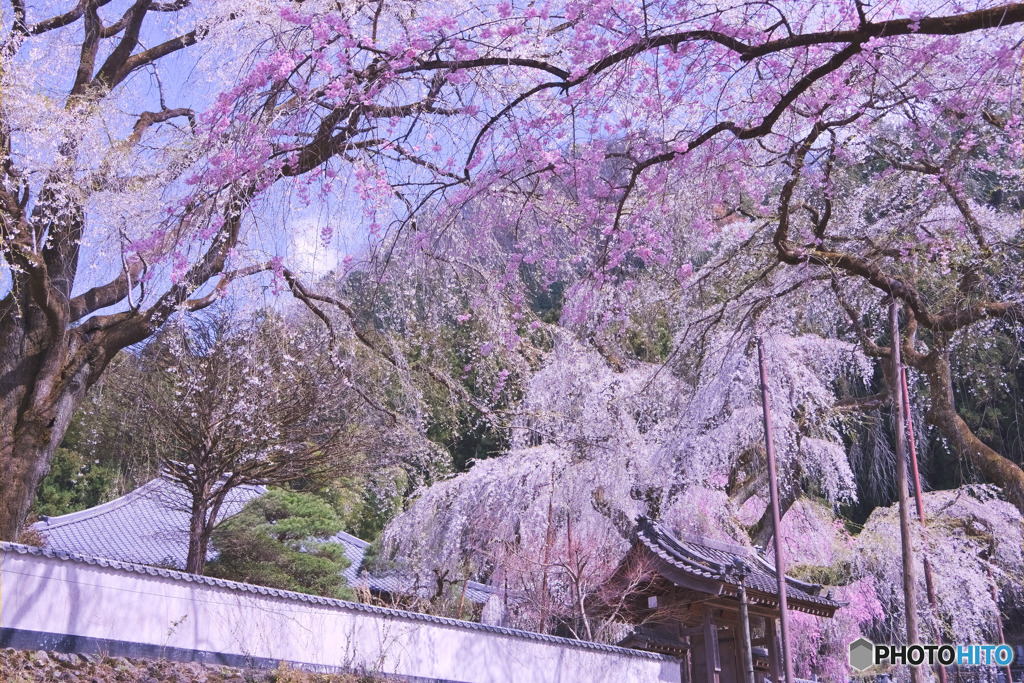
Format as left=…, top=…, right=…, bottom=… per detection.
left=738, top=582, right=756, bottom=683
left=705, top=598, right=780, bottom=620
left=705, top=595, right=838, bottom=620
left=703, top=606, right=721, bottom=683
left=766, top=617, right=783, bottom=683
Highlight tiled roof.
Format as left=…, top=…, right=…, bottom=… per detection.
left=636, top=516, right=842, bottom=615
left=32, top=477, right=497, bottom=605
left=352, top=568, right=498, bottom=604
left=331, top=530, right=496, bottom=603
left=329, top=529, right=371, bottom=586
left=33, top=477, right=265, bottom=569
left=1, top=542, right=674, bottom=662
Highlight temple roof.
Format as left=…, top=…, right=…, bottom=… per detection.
left=334, top=529, right=497, bottom=603
left=636, top=516, right=843, bottom=617
left=33, top=477, right=265, bottom=570
left=32, top=477, right=495, bottom=604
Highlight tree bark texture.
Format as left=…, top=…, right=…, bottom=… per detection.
left=920, top=343, right=1024, bottom=511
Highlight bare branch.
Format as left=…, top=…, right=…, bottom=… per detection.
left=69, top=256, right=145, bottom=321
left=742, top=4, right=1024, bottom=60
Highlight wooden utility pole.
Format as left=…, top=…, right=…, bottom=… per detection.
left=986, top=562, right=1015, bottom=683
left=757, top=337, right=794, bottom=683
left=901, top=366, right=948, bottom=683
left=703, top=605, right=722, bottom=683
left=890, top=302, right=923, bottom=683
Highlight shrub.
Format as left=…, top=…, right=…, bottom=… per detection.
left=208, top=489, right=353, bottom=599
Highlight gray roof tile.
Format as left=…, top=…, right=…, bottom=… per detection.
left=32, top=477, right=498, bottom=605
left=33, top=477, right=265, bottom=569
left=636, top=516, right=842, bottom=613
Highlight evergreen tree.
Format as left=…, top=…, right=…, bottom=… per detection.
left=208, top=489, right=353, bottom=600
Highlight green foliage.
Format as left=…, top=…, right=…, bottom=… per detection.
left=951, top=321, right=1023, bottom=468
left=787, top=561, right=855, bottom=587
left=31, top=447, right=117, bottom=518
left=343, top=478, right=406, bottom=541
left=288, top=470, right=407, bottom=542
left=624, top=310, right=673, bottom=363
left=207, top=489, right=353, bottom=599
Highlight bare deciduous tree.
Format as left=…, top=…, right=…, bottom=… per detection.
left=136, top=314, right=360, bottom=574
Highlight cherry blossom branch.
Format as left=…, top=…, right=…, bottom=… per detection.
left=143, top=184, right=255, bottom=329
left=69, top=2, right=102, bottom=96
left=830, top=278, right=887, bottom=359
left=742, top=4, right=1024, bottom=60
left=94, top=0, right=153, bottom=87
left=126, top=108, right=196, bottom=146
left=868, top=149, right=991, bottom=253
left=400, top=57, right=571, bottom=80
left=109, top=30, right=201, bottom=89
left=609, top=42, right=864, bottom=233
left=774, top=123, right=1022, bottom=333
left=834, top=393, right=891, bottom=413
left=19, top=1, right=111, bottom=38
left=180, top=263, right=272, bottom=312
left=279, top=267, right=494, bottom=417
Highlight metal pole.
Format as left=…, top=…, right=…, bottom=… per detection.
left=757, top=336, right=794, bottom=683
left=890, top=302, right=923, bottom=683
left=901, top=366, right=948, bottom=683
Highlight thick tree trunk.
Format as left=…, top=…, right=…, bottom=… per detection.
left=0, top=0, right=216, bottom=541
left=182, top=477, right=232, bottom=575
left=185, top=496, right=211, bottom=575
left=921, top=343, right=1024, bottom=511
left=1, top=365, right=91, bottom=540
left=748, top=479, right=801, bottom=548
left=1, top=273, right=93, bottom=540
left=1, top=186, right=251, bottom=541
left=1, top=281, right=147, bottom=541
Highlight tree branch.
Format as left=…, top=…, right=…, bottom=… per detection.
left=126, top=107, right=196, bottom=146
left=94, top=0, right=151, bottom=87
left=69, top=256, right=145, bottom=321
left=70, top=2, right=102, bottom=97
left=112, top=30, right=200, bottom=89
left=742, top=4, right=1024, bottom=61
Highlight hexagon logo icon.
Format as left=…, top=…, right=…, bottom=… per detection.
left=849, top=637, right=875, bottom=672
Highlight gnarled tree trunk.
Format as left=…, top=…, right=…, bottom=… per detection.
left=1, top=357, right=94, bottom=541
left=1, top=285, right=151, bottom=540
left=919, top=341, right=1024, bottom=511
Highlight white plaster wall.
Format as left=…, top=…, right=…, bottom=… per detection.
left=1, top=550, right=680, bottom=683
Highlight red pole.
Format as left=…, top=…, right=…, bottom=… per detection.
left=891, top=303, right=923, bottom=683
left=987, top=564, right=1015, bottom=683
left=757, top=337, right=794, bottom=683
left=901, top=367, right=927, bottom=522
left=901, top=366, right=948, bottom=683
